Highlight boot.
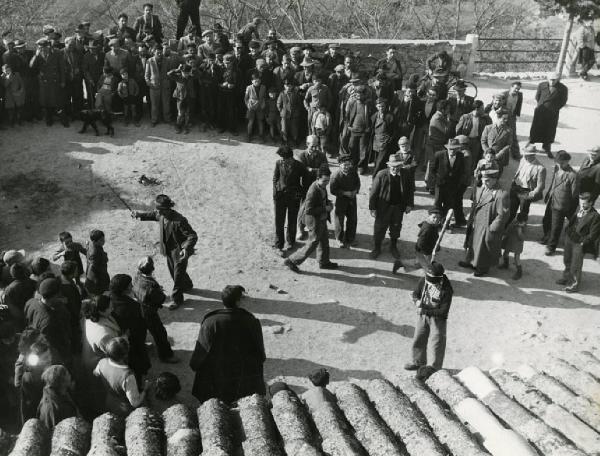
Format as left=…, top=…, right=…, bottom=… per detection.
left=390, top=239, right=400, bottom=259
left=498, top=256, right=509, bottom=269
left=512, top=265, right=522, bottom=280
left=369, top=242, right=382, bottom=259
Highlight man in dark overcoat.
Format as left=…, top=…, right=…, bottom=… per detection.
left=459, top=169, right=509, bottom=276
left=133, top=194, right=198, bottom=308
left=529, top=72, right=568, bottom=158
left=29, top=38, right=66, bottom=126
left=431, top=138, right=467, bottom=226
left=190, top=285, right=265, bottom=403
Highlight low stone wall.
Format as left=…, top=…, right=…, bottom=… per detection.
left=281, top=39, right=472, bottom=78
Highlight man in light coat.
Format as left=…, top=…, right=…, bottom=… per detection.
left=459, top=168, right=510, bottom=277
left=480, top=108, right=512, bottom=169
left=144, top=45, right=175, bottom=126
left=508, top=144, right=546, bottom=223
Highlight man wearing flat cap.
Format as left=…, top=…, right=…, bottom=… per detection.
left=529, top=72, right=568, bottom=159
left=322, top=43, right=344, bottom=73
left=459, top=168, right=509, bottom=277
left=541, top=150, right=578, bottom=256
left=133, top=195, right=198, bottom=309
left=190, top=284, right=266, bottom=403
left=369, top=153, right=415, bottom=260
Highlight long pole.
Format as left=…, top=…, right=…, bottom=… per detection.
left=556, top=15, right=574, bottom=76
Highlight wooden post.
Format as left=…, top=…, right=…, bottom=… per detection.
left=557, top=15, right=575, bottom=77
left=465, top=33, right=480, bottom=76
left=490, top=368, right=600, bottom=455
left=457, top=367, right=586, bottom=456
left=394, top=375, right=489, bottom=456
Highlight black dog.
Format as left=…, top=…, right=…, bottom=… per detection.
left=79, top=109, right=114, bottom=137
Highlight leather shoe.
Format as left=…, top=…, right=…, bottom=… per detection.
left=473, top=270, right=486, bottom=277
left=458, top=261, right=474, bottom=269
left=564, top=284, right=579, bottom=293
left=369, top=248, right=381, bottom=259
left=404, top=363, right=421, bottom=371
left=555, top=278, right=569, bottom=285
left=284, top=259, right=300, bottom=273
left=319, top=262, right=339, bottom=270
left=392, top=259, right=404, bottom=274
left=538, top=238, right=547, bottom=245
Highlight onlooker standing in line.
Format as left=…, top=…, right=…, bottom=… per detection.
left=330, top=155, right=361, bottom=249
left=508, top=144, right=546, bottom=223
left=528, top=72, right=568, bottom=158
left=541, top=150, right=578, bottom=256
left=556, top=192, right=600, bottom=293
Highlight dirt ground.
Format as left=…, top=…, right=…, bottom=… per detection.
left=0, top=77, right=599, bottom=407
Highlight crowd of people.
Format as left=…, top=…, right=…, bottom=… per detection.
left=0, top=2, right=600, bottom=436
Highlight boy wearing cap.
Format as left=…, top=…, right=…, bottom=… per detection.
left=541, top=150, right=578, bottom=255
left=408, top=208, right=442, bottom=272
left=556, top=192, right=600, bottom=293
left=118, top=68, right=140, bottom=126
left=265, top=87, right=281, bottom=142
left=330, top=155, right=361, bottom=248
left=277, top=78, right=302, bottom=145
left=404, top=261, right=452, bottom=371
left=508, top=144, right=546, bottom=222
left=310, top=102, right=333, bottom=157
left=132, top=195, right=198, bottom=308
left=168, top=63, right=196, bottom=134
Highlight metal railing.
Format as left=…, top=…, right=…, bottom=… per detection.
left=476, top=37, right=562, bottom=68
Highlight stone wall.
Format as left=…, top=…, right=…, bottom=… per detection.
left=281, top=39, right=473, bottom=78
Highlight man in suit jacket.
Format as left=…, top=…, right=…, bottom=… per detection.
left=284, top=166, right=338, bottom=272
left=370, top=98, right=396, bottom=177
left=369, top=153, right=415, bottom=261
left=431, top=138, right=467, bottom=226
left=576, top=145, right=600, bottom=203
left=503, top=81, right=523, bottom=159
left=541, top=150, right=578, bottom=255
left=556, top=192, right=600, bottom=293
left=145, top=45, right=175, bottom=126
left=134, top=3, right=164, bottom=44
left=508, top=144, right=546, bottom=222
left=456, top=100, right=491, bottom=165
left=529, top=72, right=568, bottom=158
left=459, top=169, right=510, bottom=276
left=392, top=88, right=425, bottom=150
left=447, top=80, right=474, bottom=135
left=133, top=194, right=198, bottom=308
left=481, top=109, right=512, bottom=169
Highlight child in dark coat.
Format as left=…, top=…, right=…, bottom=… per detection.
left=394, top=208, right=442, bottom=273
left=168, top=64, right=196, bottom=134
left=118, top=69, right=140, bottom=126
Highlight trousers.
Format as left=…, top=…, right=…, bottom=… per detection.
left=434, top=184, right=466, bottom=224
left=349, top=132, right=369, bottom=169
left=508, top=184, right=532, bottom=222
left=288, top=219, right=330, bottom=266
left=374, top=205, right=404, bottom=247
left=542, top=202, right=571, bottom=249
left=412, top=314, right=447, bottom=369
left=144, top=310, right=173, bottom=359
left=176, top=6, right=201, bottom=40
left=274, top=193, right=301, bottom=249
left=166, top=249, right=193, bottom=304
left=562, top=237, right=584, bottom=287
left=149, top=86, right=172, bottom=123
left=333, top=200, right=357, bottom=244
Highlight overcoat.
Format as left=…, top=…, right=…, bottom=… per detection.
left=30, top=50, right=65, bottom=108
left=529, top=81, right=568, bottom=144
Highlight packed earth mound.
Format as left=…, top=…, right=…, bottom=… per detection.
left=0, top=78, right=599, bottom=408
left=2, top=350, right=600, bottom=456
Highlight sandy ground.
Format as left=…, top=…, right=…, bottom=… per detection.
left=0, top=77, right=599, bottom=407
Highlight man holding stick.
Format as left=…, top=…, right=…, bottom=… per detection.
left=132, top=194, right=198, bottom=309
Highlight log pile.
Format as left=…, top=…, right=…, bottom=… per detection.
left=3, top=350, right=600, bottom=456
